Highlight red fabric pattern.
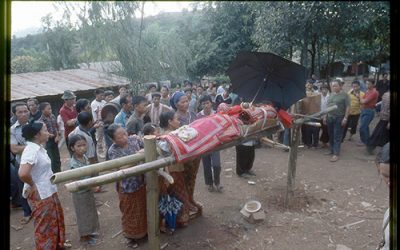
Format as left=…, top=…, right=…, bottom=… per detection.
left=27, top=188, right=65, bottom=250
left=162, top=114, right=242, bottom=162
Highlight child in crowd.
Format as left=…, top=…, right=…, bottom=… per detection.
left=68, top=134, right=100, bottom=246
left=197, top=95, right=223, bottom=192
left=142, top=123, right=160, bottom=136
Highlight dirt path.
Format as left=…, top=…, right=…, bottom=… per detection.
left=10, top=115, right=387, bottom=250
left=10, top=76, right=387, bottom=250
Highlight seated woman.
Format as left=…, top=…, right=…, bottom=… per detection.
left=106, top=124, right=146, bottom=248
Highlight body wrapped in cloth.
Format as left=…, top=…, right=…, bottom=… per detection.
left=159, top=104, right=281, bottom=163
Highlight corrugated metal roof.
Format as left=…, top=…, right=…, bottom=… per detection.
left=11, top=68, right=131, bottom=101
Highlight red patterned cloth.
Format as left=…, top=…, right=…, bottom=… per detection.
left=161, top=105, right=280, bottom=163
left=162, top=114, right=242, bottom=163
left=118, top=184, right=147, bottom=239
left=27, top=188, right=65, bottom=250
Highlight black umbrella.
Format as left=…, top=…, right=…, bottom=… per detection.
left=227, top=51, right=307, bottom=110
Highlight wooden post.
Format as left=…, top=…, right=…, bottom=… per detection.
left=285, top=102, right=302, bottom=208
left=285, top=124, right=301, bottom=207
left=144, top=135, right=160, bottom=250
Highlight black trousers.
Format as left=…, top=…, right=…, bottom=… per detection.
left=235, top=145, right=255, bottom=176
left=46, top=138, right=62, bottom=173
left=342, top=114, right=360, bottom=141
left=301, top=124, right=320, bottom=147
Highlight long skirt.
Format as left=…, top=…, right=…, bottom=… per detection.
left=368, top=120, right=389, bottom=148
left=72, top=190, right=99, bottom=237
left=118, top=184, right=147, bottom=240
left=183, top=158, right=201, bottom=202
left=27, top=188, right=65, bottom=250
left=164, top=172, right=190, bottom=226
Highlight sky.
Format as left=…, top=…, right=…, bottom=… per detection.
left=12, top=1, right=195, bottom=35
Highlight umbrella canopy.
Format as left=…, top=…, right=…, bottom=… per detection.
left=227, top=51, right=307, bottom=110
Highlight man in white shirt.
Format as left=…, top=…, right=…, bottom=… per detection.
left=91, top=89, right=106, bottom=158
left=146, top=92, right=172, bottom=126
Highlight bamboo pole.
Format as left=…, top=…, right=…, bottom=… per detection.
left=65, top=124, right=282, bottom=192
left=144, top=135, right=160, bottom=250
left=65, top=156, right=175, bottom=192
left=51, top=152, right=145, bottom=184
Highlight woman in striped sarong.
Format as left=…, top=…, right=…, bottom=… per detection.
left=107, top=124, right=146, bottom=248
left=18, top=121, right=69, bottom=249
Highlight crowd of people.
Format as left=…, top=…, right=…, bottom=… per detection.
left=9, top=74, right=390, bottom=248
left=9, top=79, right=245, bottom=248
left=294, top=73, right=390, bottom=163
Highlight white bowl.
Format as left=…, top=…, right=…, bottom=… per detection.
left=244, top=200, right=262, bottom=213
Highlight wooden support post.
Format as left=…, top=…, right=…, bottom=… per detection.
left=285, top=103, right=302, bottom=208
left=144, top=135, right=160, bottom=250
left=285, top=123, right=301, bottom=208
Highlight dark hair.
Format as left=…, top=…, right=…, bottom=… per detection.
left=94, top=89, right=105, bottom=95
left=352, top=80, right=360, bottom=85
left=159, top=111, right=175, bottom=129
left=39, top=102, right=51, bottom=111
left=12, top=101, right=27, bottom=114
left=106, top=123, right=122, bottom=139
left=161, top=85, right=169, bottom=91
left=119, top=85, right=127, bottom=90
left=197, top=85, right=204, bottom=90
left=27, top=98, right=39, bottom=105
left=22, top=121, right=43, bottom=141
left=76, top=98, right=90, bottom=113
left=143, top=123, right=158, bottom=136
left=68, top=134, right=86, bottom=152
left=366, top=78, right=375, bottom=85
left=151, top=92, right=161, bottom=99
left=120, top=94, right=131, bottom=106
left=148, top=83, right=157, bottom=90
left=77, top=111, right=93, bottom=126
left=184, top=87, right=192, bottom=94
left=132, top=95, right=148, bottom=107
left=104, top=90, right=114, bottom=97
left=199, top=95, right=212, bottom=104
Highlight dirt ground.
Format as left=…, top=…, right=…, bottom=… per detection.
left=10, top=79, right=388, bottom=250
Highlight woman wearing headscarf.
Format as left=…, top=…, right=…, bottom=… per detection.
left=170, top=91, right=202, bottom=218
left=18, top=121, right=68, bottom=249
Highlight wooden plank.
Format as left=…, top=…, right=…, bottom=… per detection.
left=144, top=135, right=160, bottom=250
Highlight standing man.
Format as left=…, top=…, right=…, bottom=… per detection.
left=160, top=85, right=171, bottom=107
left=59, top=90, right=78, bottom=147
left=10, top=102, right=32, bottom=224
left=114, top=94, right=133, bottom=128
left=146, top=92, right=172, bottom=126
left=145, top=83, right=158, bottom=103
left=342, top=80, right=365, bottom=142
left=376, top=73, right=390, bottom=103
left=126, top=96, right=148, bottom=136
left=91, top=89, right=107, bottom=159
left=358, top=79, right=379, bottom=147
left=27, top=98, right=42, bottom=121
left=323, top=80, right=350, bottom=162
left=38, top=102, right=62, bottom=173
left=111, top=86, right=128, bottom=106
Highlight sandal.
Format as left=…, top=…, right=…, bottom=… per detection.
left=19, top=216, right=31, bottom=225
left=64, top=240, right=72, bottom=248
left=127, top=239, right=139, bottom=249
left=330, top=155, right=338, bottom=162
left=207, top=185, right=215, bottom=192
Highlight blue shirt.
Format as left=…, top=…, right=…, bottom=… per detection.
left=114, top=110, right=132, bottom=128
